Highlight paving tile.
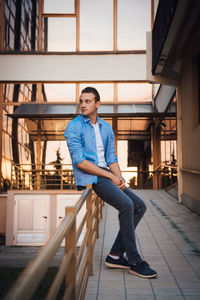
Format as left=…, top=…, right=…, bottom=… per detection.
left=99, top=280, right=124, bottom=288
left=182, top=289, right=200, bottom=296
left=185, top=297, right=200, bottom=300
left=98, top=295, right=126, bottom=300
left=125, top=280, right=152, bottom=289
left=98, top=287, right=125, bottom=295
left=126, top=287, right=153, bottom=295
left=84, top=295, right=97, bottom=300
left=153, top=287, right=182, bottom=296
left=127, top=295, right=155, bottom=300
left=156, top=296, right=184, bottom=300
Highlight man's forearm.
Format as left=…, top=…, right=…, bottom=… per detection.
left=76, top=160, right=113, bottom=180
left=109, top=162, right=122, bottom=178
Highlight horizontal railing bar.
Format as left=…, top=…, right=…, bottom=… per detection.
left=46, top=250, right=73, bottom=300
left=4, top=213, right=75, bottom=300
left=181, top=168, right=200, bottom=175
left=79, top=266, right=89, bottom=300
left=92, top=231, right=97, bottom=250
left=77, top=230, right=90, bottom=269
left=92, top=207, right=97, bottom=220
left=77, top=251, right=89, bottom=294
left=76, top=210, right=89, bottom=242
left=62, top=283, right=73, bottom=300
left=75, top=189, right=91, bottom=213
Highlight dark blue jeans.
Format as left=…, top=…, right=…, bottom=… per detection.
left=92, top=175, right=147, bottom=264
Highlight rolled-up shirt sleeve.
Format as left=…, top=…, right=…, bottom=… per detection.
left=107, top=124, right=118, bottom=166
left=64, top=122, right=86, bottom=166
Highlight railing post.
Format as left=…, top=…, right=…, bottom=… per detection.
left=99, top=197, right=103, bottom=219
left=61, top=164, right=63, bottom=190
left=95, top=195, right=99, bottom=238
left=65, top=206, right=77, bottom=299
left=86, top=184, right=93, bottom=276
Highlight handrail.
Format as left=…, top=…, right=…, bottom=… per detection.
left=3, top=213, right=75, bottom=300
left=153, top=163, right=177, bottom=172
left=181, top=168, right=200, bottom=175
left=3, top=187, right=104, bottom=300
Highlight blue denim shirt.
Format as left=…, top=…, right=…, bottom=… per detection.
left=64, top=114, right=118, bottom=187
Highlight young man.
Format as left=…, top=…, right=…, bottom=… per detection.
left=64, top=87, right=157, bottom=279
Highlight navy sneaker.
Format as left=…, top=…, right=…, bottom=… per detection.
left=105, top=255, right=130, bottom=269
left=129, top=260, right=158, bottom=278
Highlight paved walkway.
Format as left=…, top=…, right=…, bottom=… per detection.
left=85, top=190, right=200, bottom=300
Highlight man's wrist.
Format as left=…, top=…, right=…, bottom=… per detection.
left=119, top=177, right=125, bottom=182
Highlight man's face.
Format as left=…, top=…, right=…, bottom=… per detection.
left=79, top=92, right=100, bottom=117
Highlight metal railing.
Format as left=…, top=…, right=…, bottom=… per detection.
left=4, top=186, right=104, bottom=300
left=10, top=162, right=178, bottom=191
left=181, top=168, right=200, bottom=176
left=122, top=164, right=177, bottom=190
left=11, top=163, right=75, bottom=190
left=152, top=0, right=179, bottom=74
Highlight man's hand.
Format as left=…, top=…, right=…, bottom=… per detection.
left=110, top=174, right=126, bottom=191
left=117, top=178, right=126, bottom=191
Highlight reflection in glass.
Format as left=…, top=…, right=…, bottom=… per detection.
left=117, top=0, right=151, bottom=50
left=47, top=18, right=76, bottom=51
left=118, top=83, right=152, bottom=102
left=44, top=84, right=76, bottom=102
left=80, top=84, right=114, bottom=102
left=44, top=0, right=74, bottom=14
left=2, top=157, right=12, bottom=179
left=80, top=0, right=113, bottom=51
left=46, top=141, right=72, bottom=164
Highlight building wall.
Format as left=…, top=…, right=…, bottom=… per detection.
left=177, top=21, right=200, bottom=208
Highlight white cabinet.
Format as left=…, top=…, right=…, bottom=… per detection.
left=14, top=195, right=50, bottom=245
left=6, top=190, right=82, bottom=246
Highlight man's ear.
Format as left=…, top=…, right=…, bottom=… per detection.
left=96, top=101, right=101, bottom=109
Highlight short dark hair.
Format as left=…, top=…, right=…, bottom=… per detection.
left=81, top=87, right=100, bottom=102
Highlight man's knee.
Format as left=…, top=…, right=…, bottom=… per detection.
left=121, top=198, right=134, bottom=212
left=139, top=202, right=147, bottom=216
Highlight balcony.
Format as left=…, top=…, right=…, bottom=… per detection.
left=150, top=0, right=200, bottom=81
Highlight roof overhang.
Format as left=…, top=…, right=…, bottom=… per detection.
left=7, top=103, right=176, bottom=119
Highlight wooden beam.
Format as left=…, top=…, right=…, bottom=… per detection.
left=75, top=0, right=80, bottom=52
left=42, top=13, right=77, bottom=18
left=0, top=54, right=147, bottom=82
left=75, top=83, right=80, bottom=113
left=113, top=0, right=117, bottom=52
left=0, top=84, right=3, bottom=179
left=151, top=0, right=154, bottom=30
left=0, top=0, right=4, bottom=178
left=151, top=124, right=161, bottom=189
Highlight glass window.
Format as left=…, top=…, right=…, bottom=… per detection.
left=79, top=84, right=114, bottom=103
left=80, top=0, right=113, bottom=51
left=4, top=133, right=11, bottom=159
left=47, top=18, right=76, bottom=51
left=44, top=0, right=75, bottom=14
left=117, top=0, right=151, bottom=50
left=2, top=157, right=12, bottom=179
left=44, top=84, right=76, bottom=102
left=46, top=141, right=71, bottom=164
left=118, top=83, right=152, bottom=102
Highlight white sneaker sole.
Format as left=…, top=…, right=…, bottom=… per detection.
left=129, top=269, right=158, bottom=278
left=105, top=262, right=130, bottom=269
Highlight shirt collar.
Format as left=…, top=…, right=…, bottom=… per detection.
left=80, top=114, right=103, bottom=127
